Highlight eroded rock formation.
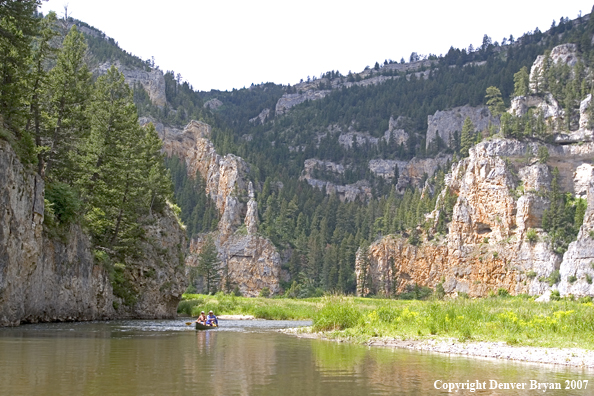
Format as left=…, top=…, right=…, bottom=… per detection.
left=0, top=141, right=186, bottom=326
left=95, top=61, right=167, bottom=107
left=426, top=105, right=499, bottom=150
left=357, top=138, right=594, bottom=298
left=163, top=122, right=283, bottom=296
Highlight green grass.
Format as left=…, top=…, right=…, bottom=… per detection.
left=312, top=296, right=594, bottom=349
left=178, top=293, right=318, bottom=320
left=178, top=293, right=594, bottom=349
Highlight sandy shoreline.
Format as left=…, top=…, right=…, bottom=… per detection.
left=279, top=327, right=594, bottom=368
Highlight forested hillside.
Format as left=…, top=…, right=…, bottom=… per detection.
left=0, top=2, right=178, bottom=306
left=8, top=2, right=594, bottom=297
left=130, top=7, right=594, bottom=296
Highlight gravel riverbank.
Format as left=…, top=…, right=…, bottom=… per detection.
left=279, top=327, right=594, bottom=368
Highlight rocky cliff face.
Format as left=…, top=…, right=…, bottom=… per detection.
left=426, top=105, right=500, bottom=150
left=0, top=141, right=186, bottom=326
left=157, top=120, right=250, bottom=218
left=95, top=61, right=167, bottom=107
left=276, top=90, right=332, bottom=115
left=357, top=138, right=594, bottom=298
left=160, top=121, right=283, bottom=296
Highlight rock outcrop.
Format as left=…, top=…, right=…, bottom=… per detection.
left=162, top=121, right=283, bottom=296
left=0, top=141, right=186, bottom=326
left=510, top=93, right=563, bottom=120
left=159, top=120, right=250, bottom=217
left=357, top=138, right=594, bottom=298
left=426, top=105, right=499, bottom=150
left=95, top=61, right=167, bottom=107
left=249, top=108, right=270, bottom=125
left=530, top=44, right=579, bottom=92
left=276, top=90, right=332, bottom=115
left=204, top=98, right=223, bottom=111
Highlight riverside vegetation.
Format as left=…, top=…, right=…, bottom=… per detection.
left=1, top=2, right=178, bottom=309
left=179, top=293, right=594, bottom=349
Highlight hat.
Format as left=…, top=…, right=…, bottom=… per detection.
left=201, top=311, right=205, bottom=313
left=209, top=310, right=213, bottom=313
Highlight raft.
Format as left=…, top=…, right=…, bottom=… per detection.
left=195, top=322, right=217, bottom=330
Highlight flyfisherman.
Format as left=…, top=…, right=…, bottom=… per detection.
left=205, top=310, right=218, bottom=327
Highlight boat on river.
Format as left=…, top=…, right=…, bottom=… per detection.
left=195, top=322, right=218, bottom=330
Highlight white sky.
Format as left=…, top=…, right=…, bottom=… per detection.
left=40, top=0, right=594, bottom=92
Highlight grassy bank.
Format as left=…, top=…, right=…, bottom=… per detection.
left=312, top=296, right=594, bottom=349
left=178, top=294, right=594, bottom=349
left=178, top=293, right=318, bottom=320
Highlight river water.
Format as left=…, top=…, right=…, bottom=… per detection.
left=0, top=319, right=592, bottom=395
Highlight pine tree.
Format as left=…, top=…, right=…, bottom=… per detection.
left=485, top=86, right=505, bottom=116
left=0, top=0, right=40, bottom=161
left=26, top=11, right=58, bottom=174
left=197, top=235, right=221, bottom=294
left=513, top=66, right=530, bottom=97
left=460, top=117, right=475, bottom=157
left=44, top=26, right=92, bottom=179
left=78, top=66, right=154, bottom=253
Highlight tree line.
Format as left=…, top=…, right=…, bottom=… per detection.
left=0, top=2, right=174, bottom=304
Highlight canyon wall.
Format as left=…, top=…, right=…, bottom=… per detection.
left=357, top=139, right=594, bottom=298
left=157, top=121, right=283, bottom=296
left=0, top=140, right=186, bottom=326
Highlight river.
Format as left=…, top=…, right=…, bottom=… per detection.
left=0, top=319, right=591, bottom=395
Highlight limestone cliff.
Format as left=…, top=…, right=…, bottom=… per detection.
left=274, top=59, right=437, bottom=116
left=0, top=140, right=186, bottom=326
left=357, top=138, right=594, bottom=298
left=302, top=154, right=451, bottom=200
left=426, top=105, right=499, bottom=150
left=158, top=121, right=283, bottom=296
left=95, top=61, right=167, bottom=107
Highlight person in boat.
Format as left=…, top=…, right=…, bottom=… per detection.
left=205, top=310, right=218, bottom=327
left=196, top=311, right=207, bottom=325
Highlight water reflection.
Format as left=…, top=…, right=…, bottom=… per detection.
left=0, top=320, right=591, bottom=395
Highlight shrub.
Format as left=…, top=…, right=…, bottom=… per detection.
left=177, top=299, right=202, bottom=315
left=398, top=284, right=433, bottom=300
left=259, top=287, right=271, bottom=298
left=526, top=271, right=537, bottom=279
left=435, top=282, right=445, bottom=300
left=547, top=270, right=561, bottom=286
left=568, top=275, right=577, bottom=284
left=45, top=182, right=80, bottom=225
left=497, top=288, right=510, bottom=297
left=537, top=146, right=549, bottom=163
left=313, top=298, right=362, bottom=331
left=185, top=284, right=197, bottom=294
left=233, top=286, right=242, bottom=296
left=526, top=228, right=538, bottom=243
left=550, top=290, right=561, bottom=301
left=586, top=274, right=592, bottom=285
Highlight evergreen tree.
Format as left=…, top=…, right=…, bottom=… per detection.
left=513, top=66, right=530, bottom=97
left=485, top=86, right=505, bottom=116
left=78, top=66, right=171, bottom=254
left=44, top=26, right=92, bottom=179
left=26, top=11, right=58, bottom=174
left=0, top=0, right=40, bottom=161
left=460, top=117, right=475, bottom=157
left=197, top=235, right=221, bottom=294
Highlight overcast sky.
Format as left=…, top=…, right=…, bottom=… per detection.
left=40, top=0, right=594, bottom=92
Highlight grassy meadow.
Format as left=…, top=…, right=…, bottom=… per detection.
left=179, top=293, right=594, bottom=349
